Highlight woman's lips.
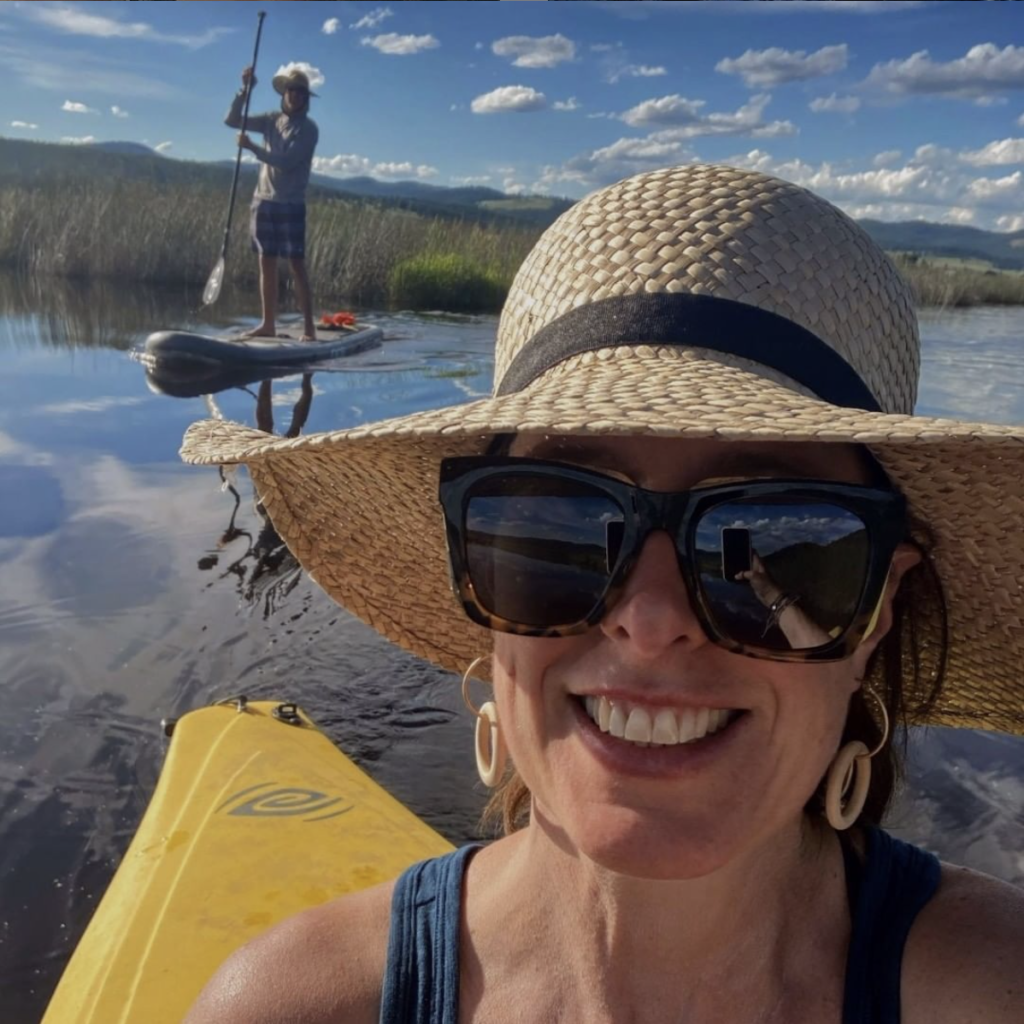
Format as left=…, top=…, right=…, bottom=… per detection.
left=570, top=694, right=748, bottom=778
left=581, top=694, right=738, bottom=746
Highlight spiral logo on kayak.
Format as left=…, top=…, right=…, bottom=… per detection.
left=217, top=782, right=354, bottom=822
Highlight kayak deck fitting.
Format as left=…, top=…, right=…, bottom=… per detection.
left=43, top=699, right=453, bottom=1024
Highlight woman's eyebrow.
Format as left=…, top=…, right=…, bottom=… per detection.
left=519, top=438, right=621, bottom=464
left=517, top=439, right=846, bottom=482
left=705, top=450, right=832, bottom=479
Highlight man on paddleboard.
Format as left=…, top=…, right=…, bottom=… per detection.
left=226, top=66, right=319, bottom=341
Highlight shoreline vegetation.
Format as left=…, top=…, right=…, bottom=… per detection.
left=0, top=181, right=535, bottom=314
left=1, top=180, right=1022, bottom=312
left=889, top=253, right=1024, bottom=309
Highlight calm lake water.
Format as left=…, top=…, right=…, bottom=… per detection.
left=1, top=272, right=1022, bottom=1022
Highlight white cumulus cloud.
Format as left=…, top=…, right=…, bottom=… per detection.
left=313, top=153, right=438, bottom=180
left=555, top=136, right=693, bottom=188
left=809, top=93, right=861, bottom=114
left=910, top=143, right=955, bottom=167
left=111, top=105, right=129, bottom=119
left=492, top=33, right=575, bottom=69
left=718, top=147, right=1024, bottom=229
left=966, top=170, right=1023, bottom=204
left=873, top=149, right=903, bottom=168
left=10, top=120, right=38, bottom=129
left=619, top=93, right=796, bottom=140
left=362, top=33, right=439, bottom=56
left=322, top=18, right=340, bottom=36
left=958, top=138, right=1024, bottom=167
left=996, top=213, right=1024, bottom=232
left=60, top=135, right=95, bottom=145
left=553, top=97, right=580, bottom=112
left=608, top=64, right=668, bottom=85
left=943, top=207, right=977, bottom=225
left=620, top=94, right=705, bottom=127
left=154, top=141, right=172, bottom=153
left=716, top=44, right=848, bottom=88
left=866, top=43, right=1024, bottom=99
left=351, top=7, right=393, bottom=31
left=471, top=85, right=547, bottom=115
left=62, top=100, right=97, bottom=114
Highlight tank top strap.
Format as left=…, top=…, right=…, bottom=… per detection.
left=841, top=826, right=941, bottom=1024
left=379, top=844, right=481, bottom=1024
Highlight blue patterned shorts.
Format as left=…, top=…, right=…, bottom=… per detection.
left=250, top=199, right=306, bottom=258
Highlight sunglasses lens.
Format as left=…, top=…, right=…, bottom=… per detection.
left=694, top=498, right=871, bottom=651
left=464, top=475, right=624, bottom=628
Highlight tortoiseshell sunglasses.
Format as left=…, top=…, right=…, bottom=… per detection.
left=438, top=456, right=906, bottom=663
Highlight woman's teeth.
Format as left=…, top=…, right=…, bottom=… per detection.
left=582, top=696, right=734, bottom=747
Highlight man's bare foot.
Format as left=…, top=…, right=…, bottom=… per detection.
left=300, top=334, right=318, bottom=342
left=237, top=325, right=279, bottom=340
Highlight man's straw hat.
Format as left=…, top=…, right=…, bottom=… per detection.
left=272, top=68, right=318, bottom=97
left=182, top=164, right=1024, bottom=735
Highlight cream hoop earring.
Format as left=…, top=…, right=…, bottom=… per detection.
left=461, top=655, right=508, bottom=788
left=825, top=685, right=890, bottom=831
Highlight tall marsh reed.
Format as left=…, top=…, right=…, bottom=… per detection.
left=0, top=180, right=539, bottom=312
left=891, top=253, right=1024, bottom=308
left=5, top=179, right=1022, bottom=312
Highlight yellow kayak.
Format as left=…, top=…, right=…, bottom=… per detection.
left=43, top=698, right=454, bottom=1024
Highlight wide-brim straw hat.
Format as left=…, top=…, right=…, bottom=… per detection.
left=272, top=69, right=318, bottom=97
left=182, top=164, right=1024, bottom=736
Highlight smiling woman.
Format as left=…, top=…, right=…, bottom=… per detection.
left=181, top=163, right=1023, bottom=1024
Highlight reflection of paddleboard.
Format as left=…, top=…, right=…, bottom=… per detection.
left=144, top=361, right=298, bottom=399
left=42, top=699, right=452, bottom=1024
left=144, top=323, right=383, bottom=367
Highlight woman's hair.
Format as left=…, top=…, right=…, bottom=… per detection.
left=478, top=434, right=949, bottom=836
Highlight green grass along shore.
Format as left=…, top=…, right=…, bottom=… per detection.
left=1, top=178, right=1022, bottom=313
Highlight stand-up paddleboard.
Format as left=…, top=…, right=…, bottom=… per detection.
left=43, top=699, right=453, bottom=1024
left=144, top=323, right=384, bottom=368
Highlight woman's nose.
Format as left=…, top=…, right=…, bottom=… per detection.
left=599, top=531, right=709, bottom=658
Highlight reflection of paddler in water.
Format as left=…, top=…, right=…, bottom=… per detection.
left=198, top=375, right=314, bottom=609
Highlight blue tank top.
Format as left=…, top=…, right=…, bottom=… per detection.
left=379, top=828, right=940, bottom=1024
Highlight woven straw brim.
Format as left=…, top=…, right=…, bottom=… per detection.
left=182, top=347, right=1024, bottom=736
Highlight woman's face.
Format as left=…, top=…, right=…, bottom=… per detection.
left=491, top=434, right=913, bottom=880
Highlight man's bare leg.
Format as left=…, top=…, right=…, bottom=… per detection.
left=289, top=256, right=317, bottom=340
left=241, top=255, right=279, bottom=338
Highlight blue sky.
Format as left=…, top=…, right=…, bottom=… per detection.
left=2, top=1, right=1023, bottom=230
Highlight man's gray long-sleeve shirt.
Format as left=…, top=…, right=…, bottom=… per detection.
left=225, top=90, right=319, bottom=204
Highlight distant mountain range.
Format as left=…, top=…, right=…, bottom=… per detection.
left=858, top=219, right=1024, bottom=271
left=5, top=136, right=1024, bottom=267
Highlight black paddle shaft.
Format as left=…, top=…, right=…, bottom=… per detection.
left=218, top=11, right=267, bottom=261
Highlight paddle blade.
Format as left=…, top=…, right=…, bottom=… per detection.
left=202, top=257, right=226, bottom=307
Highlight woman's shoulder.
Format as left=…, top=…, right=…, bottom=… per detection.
left=902, top=859, right=1024, bottom=1024
left=183, top=877, right=396, bottom=1024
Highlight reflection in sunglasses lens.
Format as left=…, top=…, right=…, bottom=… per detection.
left=694, top=500, right=870, bottom=650
left=465, top=478, right=622, bottom=628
